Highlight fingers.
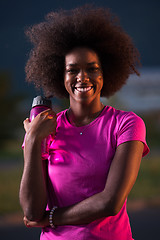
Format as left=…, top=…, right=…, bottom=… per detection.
left=23, top=215, right=48, bottom=228
left=39, top=109, right=57, bottom=124
left=40, top=109, right=57, bottom=118
left=23, top=109, right=56, bottom=127
left=23, top=216, right=38, bottom=228
left=23, top=109, right=57, bottom=137
left=23, top=118, right=30, bottom=132
left=23, top=118, right=30, bottom=124
left=23, top=216, right=31, bottom=228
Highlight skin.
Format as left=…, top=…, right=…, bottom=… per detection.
left=19, top=109, right=57, bottom=221
left=64, top=47, right=104, bottom=126
left=20, top=47, right=144, bottom=228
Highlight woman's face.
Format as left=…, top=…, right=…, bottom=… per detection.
left=64, top=47, right=103, bottom=105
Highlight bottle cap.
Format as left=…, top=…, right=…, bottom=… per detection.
left=32, top=96, right=52, bottom=108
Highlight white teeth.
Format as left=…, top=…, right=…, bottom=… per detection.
left=75, top=87, right=92, bottom=92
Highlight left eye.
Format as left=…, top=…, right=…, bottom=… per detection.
left=88, top=67, right=99, bottom=72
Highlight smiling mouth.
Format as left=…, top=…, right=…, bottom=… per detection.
left=74, top=86, right=93, bottom=93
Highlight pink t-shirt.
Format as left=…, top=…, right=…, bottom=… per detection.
left=40, top=106, right=149, bottom=240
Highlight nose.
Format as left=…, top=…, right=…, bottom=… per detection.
left=77, top=70, right=89, bottom=82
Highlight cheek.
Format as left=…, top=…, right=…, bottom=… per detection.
left=64, top=76, right=73, bottom=93
left=64, top=74, right=69, bottom=88
left=98, top=76, right=104, bottom=88
left=64, top=81, right=69, bottom=94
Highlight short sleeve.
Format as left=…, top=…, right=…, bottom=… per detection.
left=117, top=112, right=149, bottom=157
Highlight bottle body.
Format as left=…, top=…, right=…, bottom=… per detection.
left=29, top=96, right=52, bottom=159
left=30, top=105, right=49, bottom=121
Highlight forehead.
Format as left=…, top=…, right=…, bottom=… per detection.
left=65, top=47, right=101, bottom=66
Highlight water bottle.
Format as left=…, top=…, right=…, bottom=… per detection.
left=30, top=96, right=52, bottom=159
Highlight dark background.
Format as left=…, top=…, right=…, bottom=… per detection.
left=1, top=0, right=160, bottom=96
left=0, top=1, right=160, bottom=239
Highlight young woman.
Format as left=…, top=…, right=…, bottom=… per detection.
left=19, top=5, right=149, bottom=240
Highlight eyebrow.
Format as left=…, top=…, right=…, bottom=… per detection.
left=65, top=62, right=99, bottom=67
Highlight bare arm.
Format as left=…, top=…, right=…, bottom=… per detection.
left=24, top=140, right=144, bottom=227
left=53, top=141, right=143, bottom=225
left=19, top=109, right=57, bottom=221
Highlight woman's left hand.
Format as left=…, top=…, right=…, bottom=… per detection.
left=23, top=211, right=50, bottom=228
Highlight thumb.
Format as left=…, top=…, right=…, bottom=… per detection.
left=23, top=118, right=30, bottom=131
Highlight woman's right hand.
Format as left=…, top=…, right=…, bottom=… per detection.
left=23, top=109, right=57, bottom=142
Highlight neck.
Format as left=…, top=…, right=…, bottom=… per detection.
left=67, top=99, right=104, bottom=126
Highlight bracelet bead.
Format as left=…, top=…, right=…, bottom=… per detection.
left=49, top=206, right=57, bottom=228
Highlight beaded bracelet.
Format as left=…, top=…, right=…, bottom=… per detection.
left=49, top=206, right=57, bottom=228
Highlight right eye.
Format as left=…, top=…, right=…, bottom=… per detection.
left=66, top=67, right=79, bottom=74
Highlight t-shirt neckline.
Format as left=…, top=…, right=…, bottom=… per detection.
left=63, top=105, right=107, bottom=129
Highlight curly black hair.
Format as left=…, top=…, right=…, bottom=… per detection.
left=25, top=5, right=140, bottom=98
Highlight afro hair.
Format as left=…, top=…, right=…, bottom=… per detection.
left=25, top=5, right=140, bottom=98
